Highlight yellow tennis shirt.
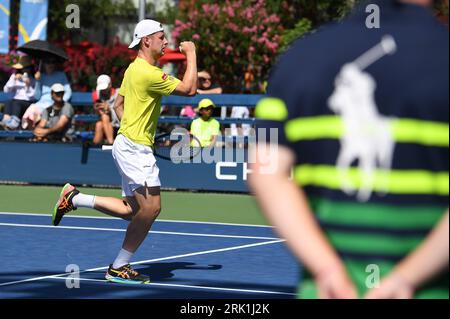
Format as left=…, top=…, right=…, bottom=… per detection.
left=118, top=57, right=181, bottom=146
left=190, top=117, right=221, bottom=147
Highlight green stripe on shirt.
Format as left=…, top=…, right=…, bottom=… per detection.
left=285, top=116, right=449, bottom=147
left=294, top=165, right=449, bottom=196
left=309, top=197, right=445, bottom=229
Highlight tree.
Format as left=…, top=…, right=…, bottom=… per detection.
left=169, top=0, right=358, bottom=93
left=47, top=0, right=136, bottom=43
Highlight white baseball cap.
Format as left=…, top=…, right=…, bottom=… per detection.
left=51, top=83, right=65, bottom=93
left=96, top=74, right=111, bottom=91
left=129, top=19, right=164, bottom=49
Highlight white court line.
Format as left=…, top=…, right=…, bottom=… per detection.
left=0, top=222, right=277, bottom=240
left=46, top=276, right=296, bottom=296
left=0, top=239, right=284, bottom=288
left=0, top=212, right=273, bottom=228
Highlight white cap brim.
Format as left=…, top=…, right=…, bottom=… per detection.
left=96, top=83, right=109, bottom=91
left=128, top=38, right=141, bottom=49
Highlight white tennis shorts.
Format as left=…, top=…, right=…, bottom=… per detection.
left=112, top=134, right=161, bottom=197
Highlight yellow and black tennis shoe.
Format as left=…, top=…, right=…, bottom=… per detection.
left=52, top=183, right=79, bottom=226
left=105, top=264, right=150, bottom=284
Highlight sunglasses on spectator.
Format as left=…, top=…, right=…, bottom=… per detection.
left=52, top=91, right=64, bottom=96
left=199, top=77, right=211, bottom=81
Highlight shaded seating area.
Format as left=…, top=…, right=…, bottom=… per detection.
left=0, top=93, right=263, bottom=143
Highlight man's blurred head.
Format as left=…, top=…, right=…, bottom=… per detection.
left=198, top=70, right=212, bottom=89
left=51, top=83, right=65, bottom=105
left=96, top=74, right=112, bottom=99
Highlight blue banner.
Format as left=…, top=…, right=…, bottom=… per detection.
left=0, top=0, right=10, bottom=53
left=18, top=0, right=48, bottom=46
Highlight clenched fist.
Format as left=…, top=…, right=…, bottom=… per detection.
left=179, top=41, right=196, bottom=54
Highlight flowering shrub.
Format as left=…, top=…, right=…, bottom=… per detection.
left=0, top=51, right=21, bottom=86
left=172, top=0, right=284, bottom=93
left=0, top=40, right=136, bottom=92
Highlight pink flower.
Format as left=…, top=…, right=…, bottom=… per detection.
left=265, top=41, right=278, bottom=53
left=257, top=37, right=267, bottom=44
left=226, top=22, right=239, bottom=32
left=225, top=45, right=233, bottom=55
left=225, top=6, right=235, bottom=17
left=269, top=14, right=280, bottom=24
left=192, top=34, right=200, bottom=40
left=243, top=26, right=257, bottom=34
left=211, top=4, right=220, bottom=17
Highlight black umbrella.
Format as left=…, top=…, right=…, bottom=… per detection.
left=17, top=40, right=69, bottom=61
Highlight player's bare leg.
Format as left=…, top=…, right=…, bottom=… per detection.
left=105, top=186, right=160, bottom=284
left=94, top=196, right=135, bottom=221
left=121, top=186, right=161, bottom=252
left=53, top=184, right=135, bottom=225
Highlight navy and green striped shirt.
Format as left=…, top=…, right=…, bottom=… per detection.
left=257, top=0, right=448, bottom=298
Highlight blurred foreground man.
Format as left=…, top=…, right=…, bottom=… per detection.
left=249, top=0, right=448, bottom=298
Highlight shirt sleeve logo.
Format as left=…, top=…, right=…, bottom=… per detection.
left=162, top=73, right=168, bottom=80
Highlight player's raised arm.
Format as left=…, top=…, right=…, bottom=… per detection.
left=173, top=41, right=197, bottom=96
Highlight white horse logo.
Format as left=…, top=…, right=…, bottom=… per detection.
left=328, top=35, right=397, bottom=202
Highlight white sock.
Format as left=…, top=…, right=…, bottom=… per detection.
left=72, top=193, right=96, bottom=209
left=112, top=248, right=134, bottom=269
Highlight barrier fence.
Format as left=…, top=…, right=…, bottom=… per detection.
left=0, top=93, right=265, bottom=192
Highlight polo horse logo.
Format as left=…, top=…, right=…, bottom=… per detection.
left=328, top=36, right=397, bottom=202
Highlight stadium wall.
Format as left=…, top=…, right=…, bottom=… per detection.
left=0, top=142, right=250, bottom=192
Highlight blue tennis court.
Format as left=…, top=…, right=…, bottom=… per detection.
left=0, top=212, right=300, bottom=299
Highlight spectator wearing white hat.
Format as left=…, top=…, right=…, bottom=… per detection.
left=91, top=74, right=120, bottom=145
left=32, top=83, right=74, bottom=142
left=21, top=57, right=72, bottom=130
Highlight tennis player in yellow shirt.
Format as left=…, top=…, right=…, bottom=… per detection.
left=52, top=19, right=197, bottom=284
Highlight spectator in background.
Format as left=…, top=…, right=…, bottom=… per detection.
left=197, top=70, right=222, bottom=94
left=32, top=83, right=74, bottom=142
left=196, top=70, right=224, bottom=119
left=190, top=98, right=220, bottom=147
left=179, top=104, right=195, bottom=118
left=229, top=106, right=252, bottom=149
left=22, top=57, right=72, bottom=129
left=92, top=74, right=120, bottom=145
left=178, top=70, right=222, bottom=120
left=0, top=56, right=36, bottom=130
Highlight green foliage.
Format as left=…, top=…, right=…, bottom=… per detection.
left=435, top=0, right=449, bottom=17
left=166, top=0, right=359, bottom=92
left=170, top=0, right=285, bottom=93
left=47, top=0, right=136, bottom=42
left=279, top=18, right=313, bottom=53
